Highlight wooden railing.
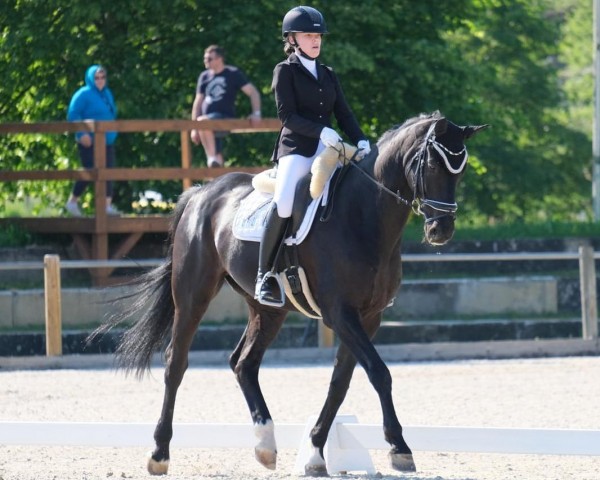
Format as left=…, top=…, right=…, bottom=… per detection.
left=0, top=118, right=280, bottom=283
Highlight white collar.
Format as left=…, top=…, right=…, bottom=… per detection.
left=298, top=54, right=318, bottom=79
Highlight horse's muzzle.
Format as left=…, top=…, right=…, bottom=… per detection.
left=424, top=214, right=455, bottom=245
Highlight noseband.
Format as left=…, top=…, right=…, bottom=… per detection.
left=350, top=121, right=468, bottom=224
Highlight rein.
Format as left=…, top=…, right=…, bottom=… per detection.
left=334, top=142, right=412, bottom=208
left=348, top=159, right=411, bottom=207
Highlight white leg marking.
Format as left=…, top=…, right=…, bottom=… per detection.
left=254, top=420, right=277, bottom=470
left=305, top=446, right=327, bottom=476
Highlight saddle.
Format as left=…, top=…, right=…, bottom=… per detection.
left=232, top=143, right=361, bottom=318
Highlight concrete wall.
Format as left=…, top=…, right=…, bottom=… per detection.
left=389, top=276, right=558, bottom=319
left=0, top=276, right=561, bottom=329
left=0, top=284, right=248, bottom=329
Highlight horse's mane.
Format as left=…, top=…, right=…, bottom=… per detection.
left=374, top=111, right=442, bottom=179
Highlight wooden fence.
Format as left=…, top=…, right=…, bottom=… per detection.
left=0, top=118, right=280, bottom=283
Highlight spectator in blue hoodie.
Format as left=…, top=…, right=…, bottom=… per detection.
left=66, top=65, right=120, bottom=216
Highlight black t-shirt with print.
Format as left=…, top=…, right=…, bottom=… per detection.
left=196, top=66, right=249, bottom=117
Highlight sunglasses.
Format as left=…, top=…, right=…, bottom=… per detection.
left=95, top=75, right=106, bottom=79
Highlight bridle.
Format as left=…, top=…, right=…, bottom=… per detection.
left=348, top=121, right=468, bottom=224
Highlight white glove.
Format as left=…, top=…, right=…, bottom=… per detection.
left=320, top=127, right=342, bottom=148
left=357, top=140, right=371, bottom=158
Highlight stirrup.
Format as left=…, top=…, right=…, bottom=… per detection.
left=257, top=271, right=285, bottom=308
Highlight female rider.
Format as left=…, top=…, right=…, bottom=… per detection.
left=255, top=5, right=371, bottom=306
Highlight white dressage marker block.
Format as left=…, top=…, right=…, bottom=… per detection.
left=294, top=415, right=376, bottom=475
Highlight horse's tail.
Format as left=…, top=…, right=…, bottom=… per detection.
left=87, top=186, right=202, bottom=377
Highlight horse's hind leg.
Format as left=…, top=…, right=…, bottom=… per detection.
left=304, top=314, right=381, bottom=476
left=147, top=264, right=225, bottom=475
left=230, top=302, right=287, bottom=470
left=303, top=341, right=358, bottom=476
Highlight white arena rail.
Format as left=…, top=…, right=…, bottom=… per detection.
left=1, top=418, right=599, bottom=475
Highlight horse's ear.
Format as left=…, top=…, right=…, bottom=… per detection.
left=434, top=118, right=448, bottom=136
left=462, top=124, right=490, bottom=140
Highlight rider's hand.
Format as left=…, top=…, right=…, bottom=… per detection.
left=357, top=139, right=371, bottom=159
left=320, top=127, right=342, bottom=148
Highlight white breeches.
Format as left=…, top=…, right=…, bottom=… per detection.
left=273, top=142, right=326, bottom=218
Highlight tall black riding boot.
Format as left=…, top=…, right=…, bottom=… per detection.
left=255, top=204, right=289, bottom=306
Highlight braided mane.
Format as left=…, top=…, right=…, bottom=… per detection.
left=374, top=111, right=442, bottom=179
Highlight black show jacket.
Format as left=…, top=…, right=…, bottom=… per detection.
left=271, top=53, right=366, bottom=161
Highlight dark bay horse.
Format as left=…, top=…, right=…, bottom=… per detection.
left=94, top=111, right=487, bottom=476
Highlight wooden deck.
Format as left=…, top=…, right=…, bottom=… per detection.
left=1, top=216, right=171, bottom=234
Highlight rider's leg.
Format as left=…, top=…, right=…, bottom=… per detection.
left=255, top=203, right=289, bottom=305
left=255, top=153, right=313, bottom=305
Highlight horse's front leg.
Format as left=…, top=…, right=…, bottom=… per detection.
left=328, top=305, right=416, bottom=473
left=231, top=302, right=287, bottom=470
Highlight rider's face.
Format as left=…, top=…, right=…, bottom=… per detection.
left=293, top=32, right=322, bottom=59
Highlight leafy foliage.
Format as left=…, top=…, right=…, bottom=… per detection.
left=0, top=0, right=593, bottom=223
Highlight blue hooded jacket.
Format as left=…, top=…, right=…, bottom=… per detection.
left=67, top=65, right=118, bottom=145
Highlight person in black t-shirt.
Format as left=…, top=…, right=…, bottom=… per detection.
left=191, top=45, right=262, bottom=167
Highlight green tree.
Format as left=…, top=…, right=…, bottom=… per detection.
left=0, top=0, right=593, bottom=224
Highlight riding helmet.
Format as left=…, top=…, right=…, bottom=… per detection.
left=282, top=6, right=328, bottom=37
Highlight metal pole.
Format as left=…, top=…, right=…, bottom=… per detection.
left=594, top=0, right=600, bottom=220
left=579, top=245, right=599, bottom=339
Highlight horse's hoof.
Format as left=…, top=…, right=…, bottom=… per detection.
left=147, top=457, right=169, bottom=475
left=304, top=463, right=329, bottom=477
left=255, top=447, right=277, bottom=470
left=389, top=452, right=416, bottom=472
left=147, top=452, right=169, bottom=475
left=304, top=446, right=328, bottom=477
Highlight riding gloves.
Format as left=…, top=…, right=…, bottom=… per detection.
left=357, top=139, right=371, bottom=159
left=320, top=127, right=342, bottom=148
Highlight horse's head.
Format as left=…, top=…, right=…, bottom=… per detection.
left=403, top=113, right=489, bottom=245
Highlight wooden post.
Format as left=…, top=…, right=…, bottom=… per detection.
left=181, top=130, right=192, bottom=190
left=318, top=322, right=335, bottom=348
left=44, top=254, right=62, bottom=356
left=93, top=130, right=110, bottom=284
left=579, top=245, right=599, bottom=339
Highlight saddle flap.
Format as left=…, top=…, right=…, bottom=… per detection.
left=232, top=172, right=335, bottom=245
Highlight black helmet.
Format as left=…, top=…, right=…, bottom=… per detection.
left=282, top=6, right=328, bottom=37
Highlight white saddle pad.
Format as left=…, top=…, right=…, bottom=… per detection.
left=232, top=181, right=331, bottom=245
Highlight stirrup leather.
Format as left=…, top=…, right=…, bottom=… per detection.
left=256, top=271, right=285, bottom=307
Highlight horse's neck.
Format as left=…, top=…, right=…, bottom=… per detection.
left=354, top=154, right=413, bottom=246
left=371, top=148, right=414, bottom=206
